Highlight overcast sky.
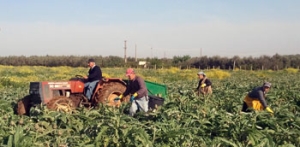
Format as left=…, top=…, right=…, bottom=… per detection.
left=0, top=0, right=299, bottom=58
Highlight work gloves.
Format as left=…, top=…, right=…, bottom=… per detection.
left=130, top=93, right=138, bottom=102
left=130, top=96, right=135, bottom=102
left=114, top=95, right=123, bottom=101
left=265, top=107, right=274, bottom=113
left=114, top=93, right=138, bottom=103
left=201, top=83, right=206, bottom=88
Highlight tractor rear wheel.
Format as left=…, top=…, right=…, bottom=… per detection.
left=17, top=95, right=31, bottom=115
left=96, top=82, right=128, bottom=107
left=46, top=97, right=76, bottom=113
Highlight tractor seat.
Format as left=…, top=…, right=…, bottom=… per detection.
left=82, top=79, right=103, bottom=102
left=87, top=79, right=104, bottom=102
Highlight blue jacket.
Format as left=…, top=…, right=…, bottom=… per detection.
left=88, top=65, right=102, bottom=82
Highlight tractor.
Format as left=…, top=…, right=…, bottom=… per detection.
left=17, top=75, right=167, bottom=115
left=17, top=75, right=131, bottom=115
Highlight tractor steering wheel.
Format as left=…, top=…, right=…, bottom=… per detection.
left=75, top=75, right=84, bottom=78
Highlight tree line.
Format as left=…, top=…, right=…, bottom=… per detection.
left=0, top=54, right=299, bottom=70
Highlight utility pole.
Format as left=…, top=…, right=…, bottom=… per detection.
left=135, top=44, right=137, bottom=62
left=151, top=47, right=153, bottom=59
left=124, top=40, right=127, bottom=63
left=199, top=48, right=202, bottom=70
left=200, top=48, right=202, bottom=57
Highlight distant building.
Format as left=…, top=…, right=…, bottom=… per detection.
left=138, top=61, right=147, bottom=68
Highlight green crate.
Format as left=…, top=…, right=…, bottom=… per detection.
left=145, top=80, right=168, bottom=98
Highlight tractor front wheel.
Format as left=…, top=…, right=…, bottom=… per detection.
left=46, top=97, right=76, bottom=113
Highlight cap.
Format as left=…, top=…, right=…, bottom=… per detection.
left=197, top=71, right=205, bottom=76
left=263, top=82, right=271, bottom=88
left=126, top=68, right=135, bottom=76
left=88, top=58, right=95, bottom=63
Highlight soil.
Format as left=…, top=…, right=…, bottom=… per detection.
left=46, top=96, right=76, bottom=112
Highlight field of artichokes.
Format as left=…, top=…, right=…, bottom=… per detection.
left=0, top=66, right=299, bottom=147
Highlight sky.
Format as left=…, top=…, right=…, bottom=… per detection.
left=0, top=0, right=299, bottom=58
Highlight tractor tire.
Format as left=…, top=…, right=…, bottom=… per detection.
left=96, top=82, right=129, bottom=107
left=46, top=96, right=76, bottom=113
left=17, top=95, right=31, bottom=115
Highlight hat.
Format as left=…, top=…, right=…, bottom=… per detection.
left=263, top=82, right=271, bottom=88
left=126, top=68, right=135, bottom=76
left=88, top=58, right=95, bottom=63
left=197, top=71, right=205, bottom=76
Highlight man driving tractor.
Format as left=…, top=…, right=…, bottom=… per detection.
left=83, top=59, right=102, bottom=101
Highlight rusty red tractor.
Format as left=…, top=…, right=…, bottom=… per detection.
left=17, top=75, right=131, bottom=115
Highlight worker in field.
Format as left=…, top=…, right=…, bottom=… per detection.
left=83, top=59, right=102, bottom=101
left=242, top=82, right=274, bottom=114
left=196, top=71, right=212, bottom=96
left=114, top=68, right=149, bottom=116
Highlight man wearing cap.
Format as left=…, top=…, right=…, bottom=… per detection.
left=114, top=68, right=148, bottom=116
left=196, top=71, right=212, bottom=96
left=83, top=59, right=102, bottom=101
left=242, top=82, right=274, bottom=114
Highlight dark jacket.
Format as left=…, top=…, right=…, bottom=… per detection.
left=123, top=76, right=148, bottom=98
left=196, top=78, right=212, bottom=89
left=87, top=65, right=102, bottom=82
left=248, top=86, right=268, bottom=108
